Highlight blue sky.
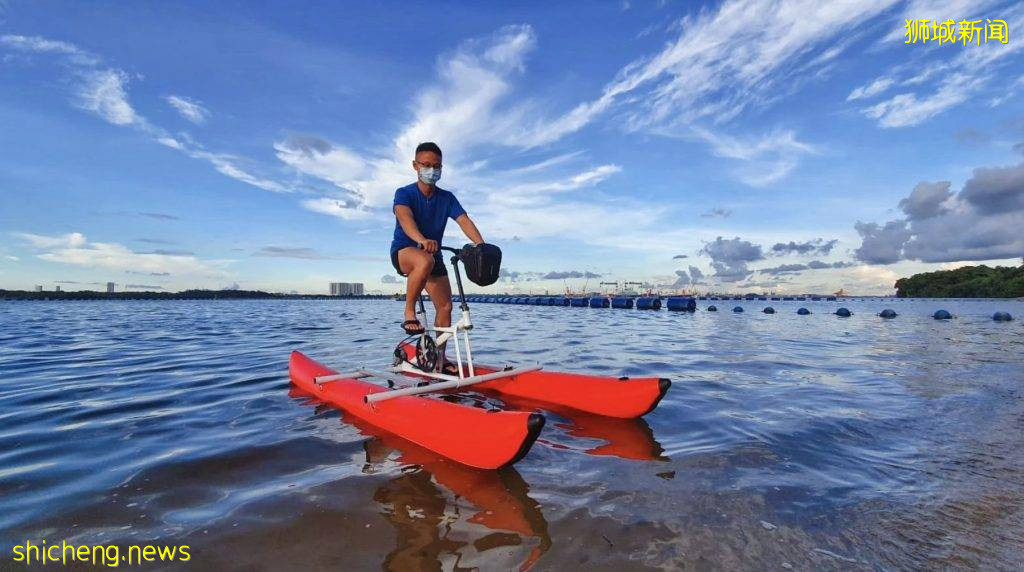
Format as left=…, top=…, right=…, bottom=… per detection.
left=1, top=0, right=1022, bottom=295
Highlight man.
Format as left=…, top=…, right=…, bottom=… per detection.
left=391, top=142, right=484, bottom=371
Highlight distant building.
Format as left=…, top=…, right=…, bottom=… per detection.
left=34, top=285, right=43, bottom=292
left=106, top=282, right=116, bottom=293
left=55, top=285, right=61, bottom=292
left=329, top=282, right=364, bottom=296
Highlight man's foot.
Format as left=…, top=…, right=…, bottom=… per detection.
left=402, top=319, right=425, bottom=335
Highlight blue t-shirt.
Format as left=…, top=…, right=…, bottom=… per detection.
left=390, top=183, right=467, bottom=255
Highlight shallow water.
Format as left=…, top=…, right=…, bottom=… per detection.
left=1, top=298, right=1023, bottom=569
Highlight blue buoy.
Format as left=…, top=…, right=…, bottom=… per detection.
left=636, top=297, right=661, bottom=310
left=733, top=306, right=744, bottom=313
left=611, top=297, right=634, bottom=309
left=667, top=297, right=696, bottom=312
left=879, top=309, right=897, bottom=318
left=835, top=307, right=852, bottom=317
left=763, top=307, right=775, bottom=314
left=570, top=297, right=588, bottom=307
left=589, top=297, right=609, bottom=308
left=797, top=307, right=810, bottom=315
left=993, top=311, right=1013, bottom=322
left=933, top=309, right=952, bottom=320
left=707, top=305, right=718, bottom=312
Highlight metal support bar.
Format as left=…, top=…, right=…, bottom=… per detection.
left=364, top=365, right=543, bottom=403
left=313, top=371, right=371, bottom=386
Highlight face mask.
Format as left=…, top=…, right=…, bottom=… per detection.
left=417, top=166, right=441, bottom=185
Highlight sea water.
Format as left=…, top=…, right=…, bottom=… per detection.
left=1, top=298, right=1022, bottom=569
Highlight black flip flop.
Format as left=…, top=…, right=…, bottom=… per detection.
left=402, top=319, right=425, bottom=335
left=441, top=362, right=460, bottom=376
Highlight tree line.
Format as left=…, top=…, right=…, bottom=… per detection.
left=895, top=264, right=1024, bottom=298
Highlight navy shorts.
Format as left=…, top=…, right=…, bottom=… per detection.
left=391, top=248, right=447, bottom=278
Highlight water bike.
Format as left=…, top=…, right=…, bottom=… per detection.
left=289, top=243, right=671, bottom=469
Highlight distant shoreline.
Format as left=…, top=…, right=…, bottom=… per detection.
left=2, top=289, right=1022, bottom=302
left=0, top=289, right=393, bottom=301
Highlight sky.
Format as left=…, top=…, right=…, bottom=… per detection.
left=1, top=0, right=1022, bottom=295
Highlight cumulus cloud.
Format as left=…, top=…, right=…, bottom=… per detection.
left=688, top=265, right=705, bottom=283
left=165, top=95, right=210, bottom=124
left=898, top=181, right=952, bottom=220
left=770, top=238, right=838, bottom=256
left=855, top=157, right=1024, bottom=264
left=699, top=236, right=764, bottom=283
left=380, top=274, right=400, bottom=284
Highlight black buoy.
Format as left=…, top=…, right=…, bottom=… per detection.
left=733, top=306, right=744, bottom=313
left=993, top=311, right=1013, bottom=322
left=835, top=307, right=852, bottom=317
left=707, top=305, right=718, bottom=312
left=933, top=309, right=952, bottom=320
left=763, top=307, right=775, bottom=314
left=797, top=307, right=810, bottom=315
left=879, top=309, right=897, bottom=318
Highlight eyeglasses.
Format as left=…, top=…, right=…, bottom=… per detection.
left=414, top=160, right=442, bottom=169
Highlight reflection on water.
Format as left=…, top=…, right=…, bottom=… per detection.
left=2, top=298, right=1023, bottom=568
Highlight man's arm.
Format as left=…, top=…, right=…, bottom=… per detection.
left=395, top=205, right=437, bottom=253
left=455, top=214, right=484, bottom=245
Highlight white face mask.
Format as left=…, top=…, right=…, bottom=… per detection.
left=417, top=166, right=441, bottom=185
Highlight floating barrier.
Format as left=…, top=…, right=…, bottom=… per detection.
left=636, top=297, right=661, bottom=310
left=570, top=297, right=588, bottom=307
left=879, top=309, right=897, bottom=318
left=733, top=306, right=743, bottom=313
left=611, top=297, right=634, bottom=309
left=667, top=297, right=696, bottom=312
left=933, top=309, right=952, bottom=320
left=589, top=297, right=609, bottom=308
left=763, top=307, right=775, bottom=314
left=993, top=311, right=1013, bottom=322
left=797, top=307, right=810, bottom=315
left=707, top=305, right=718, bottom=312
left=835, top=307, right=852, bottom=317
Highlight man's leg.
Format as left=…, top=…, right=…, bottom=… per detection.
left=424, top=273, right=453, bottom=361
left=396, top=247, right=435, bottom=328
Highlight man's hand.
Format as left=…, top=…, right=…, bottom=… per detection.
left=418, top=239, right=439, bottom=253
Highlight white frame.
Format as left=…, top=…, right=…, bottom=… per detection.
left=312, top=253, right=542, bottom=402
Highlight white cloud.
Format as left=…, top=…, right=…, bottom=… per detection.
left=165, top=95, right=210, bottom=124
left=0, top=34, right=98, bottom=65
left=15, top=231, right=87, bottom=249
left=857, top=1, right=1024, bottom=128
left=16, top=231, right=228, bottom=277
left=847, top=77, right=895, bottom=101
left=76, top=69, right=138, bottom=126
left=300, top=197, right=372, bottom=220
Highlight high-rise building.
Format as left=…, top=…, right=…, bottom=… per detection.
left=55, top=285, right=61, bottom=292
left=329, top=282, right=365, bottom=296
left=106, top=282, right=116, bottom=293
left=34, top=285, right=43, bottom=292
